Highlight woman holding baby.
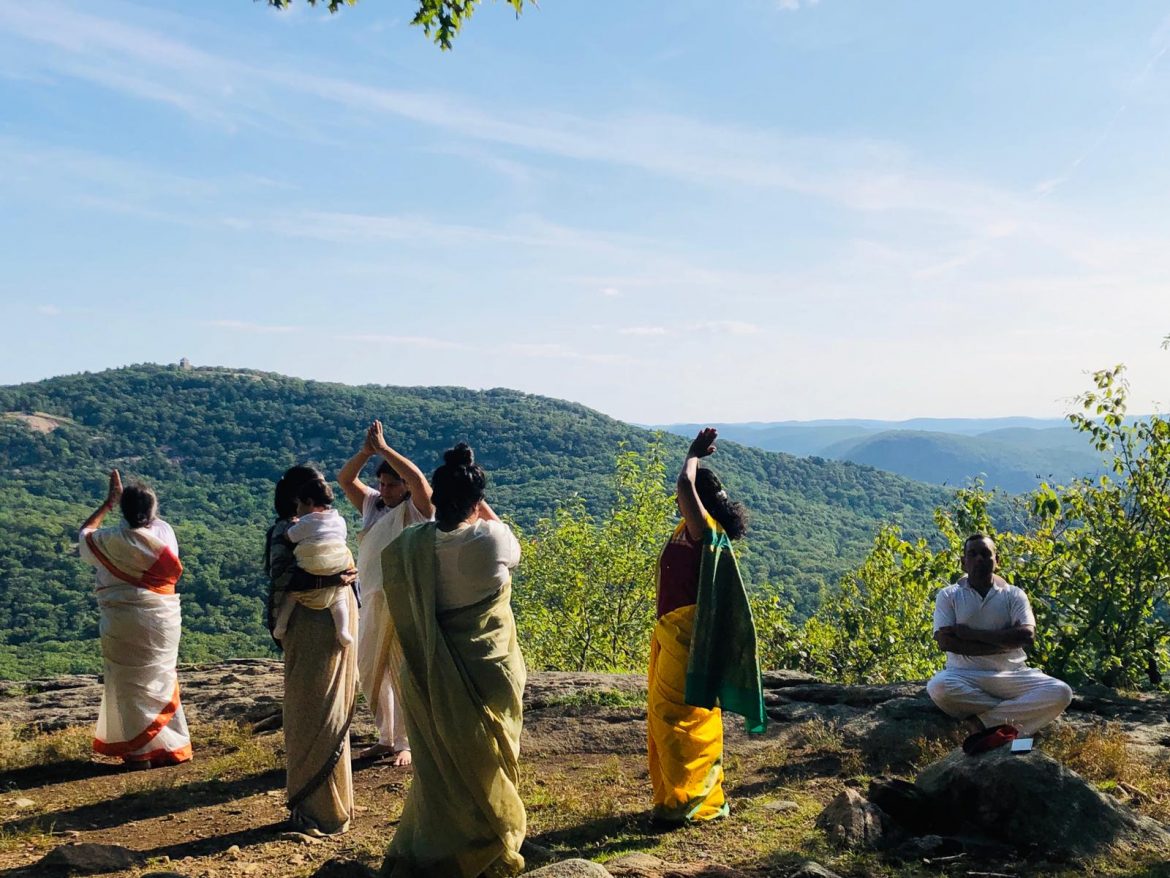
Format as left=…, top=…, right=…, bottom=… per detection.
left=264, top=464, right=358, bottom=836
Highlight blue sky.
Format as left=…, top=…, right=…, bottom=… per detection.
left=1, top=1, right=1169, bottom=423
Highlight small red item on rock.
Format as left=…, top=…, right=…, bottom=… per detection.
left=962, top=724, right=1019, bottom=755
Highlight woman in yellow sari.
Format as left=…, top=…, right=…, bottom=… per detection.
left=648, top=427, right=765, bottom=825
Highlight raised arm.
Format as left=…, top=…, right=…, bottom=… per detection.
left=475, top=500, right=500, bottom=522
left=337, top=432, right=377, bottom=512
left=368, top=420, right=434, bottom=519
left=677, top=428, right=716, bottom=542
left=82, top=469, right=122, bottom=532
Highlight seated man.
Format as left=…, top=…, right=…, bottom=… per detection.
left=927, top=533, right=1073, bottom=752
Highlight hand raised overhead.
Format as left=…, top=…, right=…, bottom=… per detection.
left=106, top=469, right=123, bottom=507
left=687, top=427, right=718, bottom=459
left=367, top=419, right=391, bottom=455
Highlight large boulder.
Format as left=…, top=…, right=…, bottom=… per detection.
left=915, top=748, right=1170, bottom=858
left=38, top=843, right=142, bottom=874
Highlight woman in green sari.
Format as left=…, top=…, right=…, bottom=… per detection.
left=380, top=443, right=526, bottom=877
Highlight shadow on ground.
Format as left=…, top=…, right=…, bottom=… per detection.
left=0, top=759, right=122, bottom=791
left=527, top=812, right=672, bottom=862
left=0, top=767, right=285, bottom=836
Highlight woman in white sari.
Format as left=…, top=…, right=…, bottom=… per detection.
left=79, top=470, right=192, bottom=768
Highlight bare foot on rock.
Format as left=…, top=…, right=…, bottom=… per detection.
left=354, top=743, right=394, bottom=761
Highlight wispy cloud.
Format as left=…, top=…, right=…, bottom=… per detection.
left=0, top=0, right=1119, bottom=253
left=618, top=326, right=669, bottom=336
left=691, top=320, right=761, bottom=336
left=205, top=319, right=301, bottom=335
left=37, top=305, right=62, bottom=317
left=337, top=333, right=467, bottom=350
left=509, top=342, right=636, bottom=366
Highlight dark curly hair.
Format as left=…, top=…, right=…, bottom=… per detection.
left=296, top=477, right=334, bottom=509
left=431, top=442, right=486, bottom=530
left=120, top=483, right=158, bottom=529
left=375, top=460, right=402, bottom=481
left=273, top=465, right=325, bottom=520
left=696, top=467, right=748, bottom=540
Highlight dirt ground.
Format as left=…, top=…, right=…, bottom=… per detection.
left=0, top=683, right=825, bottom=878
left=4, top=671, right=1170, bottom=878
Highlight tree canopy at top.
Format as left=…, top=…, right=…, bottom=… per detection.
left=266, top=0, right=526, bottom=49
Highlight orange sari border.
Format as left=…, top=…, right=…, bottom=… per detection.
left=86, top=532, right=181, bottom=595
left=92, top=681, right=182, bottom=758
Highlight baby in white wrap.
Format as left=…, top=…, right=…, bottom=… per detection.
left=273, top=478, right=356, bottom=647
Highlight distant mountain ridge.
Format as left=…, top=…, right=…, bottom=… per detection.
left=655, top=418, right=1108, bottom=493
left=0, top=364, right=946, bottom=678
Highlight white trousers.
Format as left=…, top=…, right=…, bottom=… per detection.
left=357, top=585, right=408, bottom=751
left=926, top=667, right=1073, bottom=736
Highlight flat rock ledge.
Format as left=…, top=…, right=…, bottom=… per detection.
left=3, top=664, right=1170, bottom=767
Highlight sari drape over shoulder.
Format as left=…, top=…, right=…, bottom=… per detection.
left=647, top=520, right=764, bottom=823
left=81, top=523, right=191, bottom=765
left=380, top=523, right=527, bottom=878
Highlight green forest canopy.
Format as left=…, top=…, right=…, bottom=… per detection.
left=0, top=364, right=945, bottom=678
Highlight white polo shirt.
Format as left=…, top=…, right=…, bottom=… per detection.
left=932, top=576, right=1036, bottom=672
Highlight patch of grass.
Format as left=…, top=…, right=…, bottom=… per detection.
left=194, top=721, right=282, bottom=781
left=0, top=823, right=56, bottom=855
left=781, top=719, right=865, bottom=776
left=909, top=727, right=966, bottom=768
left=784, top=718, right=846, bottom=753
left=1044, top=722, right=1170, bottom=824
left=542, top=688, right=646, bottom=710
left=1046, top=721, right=1131, bottom=780
left=0, top=722, right=90, bottom=772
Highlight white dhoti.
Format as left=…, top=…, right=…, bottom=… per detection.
left=926, top=668, right=1073, bottom=736
left=356, top=515, right=409, bottom=752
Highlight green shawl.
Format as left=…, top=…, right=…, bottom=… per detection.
left=684, top=524, right=767, bottom=734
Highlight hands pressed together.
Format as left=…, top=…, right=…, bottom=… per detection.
left=363, top=420, right=392, bottom=457
left=105, top=469, right=123, bottom=509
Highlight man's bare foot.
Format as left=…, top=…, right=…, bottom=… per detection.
left=391, top=748, right=412, bottom=767
left=355, top=742, right=395, bottom=761
left=963, top=716, right=984, bottom=734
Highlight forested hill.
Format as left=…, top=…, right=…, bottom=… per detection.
left=0, top=364, right=946, bottom=678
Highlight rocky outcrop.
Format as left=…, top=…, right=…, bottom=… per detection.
left=3, top=664, right=1170, bottom=769
left=816, top=747, right=1170, bottom=861
left=915, top=748, right=1170, bottom=857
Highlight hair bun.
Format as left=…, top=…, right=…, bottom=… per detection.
left=444, top=442, right=474, bottom=468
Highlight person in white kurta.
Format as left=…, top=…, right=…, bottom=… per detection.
left=338, top=419, right=434, bottom=764
left=78, top=470, right=192, bottom=768
left=927, top=534, right=1072, bottom=739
